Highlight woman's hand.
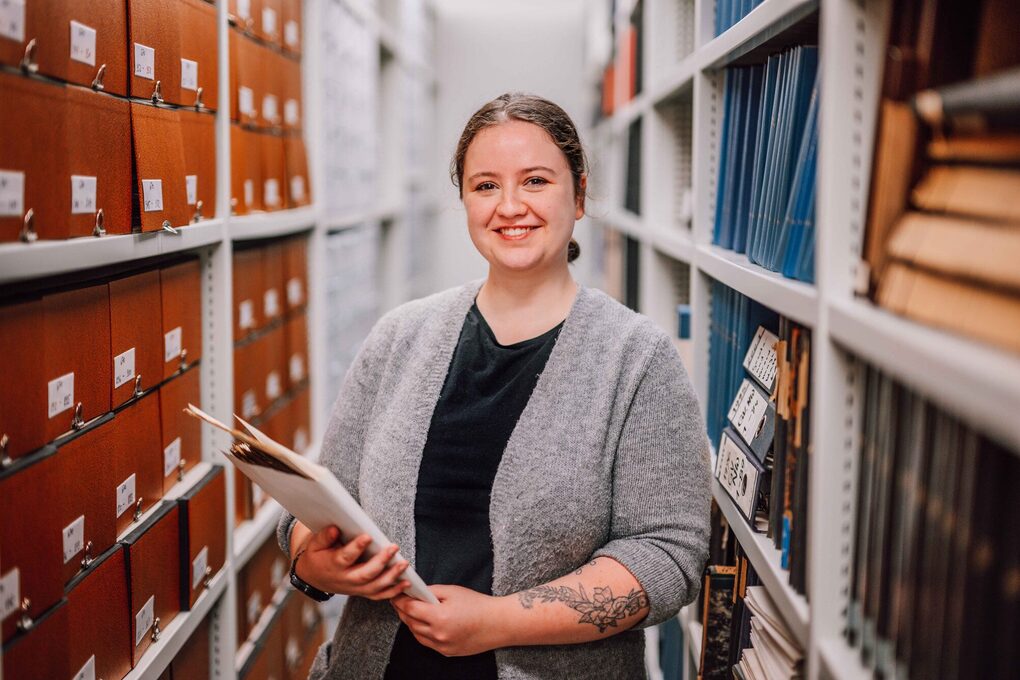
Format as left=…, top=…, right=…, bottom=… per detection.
left=390, top=585, right=507, bottom=657
left=293, top=526, right=412, bottom=601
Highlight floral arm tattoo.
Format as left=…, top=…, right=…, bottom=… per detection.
left=517, top=583, right=649, bottom=634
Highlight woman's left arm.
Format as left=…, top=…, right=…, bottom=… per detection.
left=393, top=335, right=713, bottom=656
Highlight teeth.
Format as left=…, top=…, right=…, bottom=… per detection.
left=501, top=227, right=531, bottom=236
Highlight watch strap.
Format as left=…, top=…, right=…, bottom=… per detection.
left=290, top=550, right=333, bottom=602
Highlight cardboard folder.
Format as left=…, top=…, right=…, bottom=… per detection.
left=160, top=259, right=203, bottom=380
left=233, top=246, right=266, bottom=339
left=109, top=270, right=164, bottom=407
left=179, top=0, right=219, bottom=110
left=0, top=297, right=47, bottom=461
left=1, top=600, right=70, bottom=679
left=32, top=0, right=129, bottom=95
left=128, top=0, right=183, bottom=104
left=111, top=391, right=164, bottom=537
left=177, top=466, right=227, bottom=610
left=66, top=545, right=133, bottom=680
left=230, top=28, right=264, bottom=125
left=158, top=366, right=202, bottom=494
left=231, top=124, right=264, bottom=214
left=130, top=103, right=190, bottom=231
left=179, top=108, right=218, bottom=221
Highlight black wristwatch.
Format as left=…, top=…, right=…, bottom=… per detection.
left=290, top=550, right=333, bottom=602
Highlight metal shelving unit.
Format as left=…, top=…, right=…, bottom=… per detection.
left=591, top=0, right=1020, bottom=678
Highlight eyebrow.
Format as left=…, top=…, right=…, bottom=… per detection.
left=466, top=166, right=558, bottom=183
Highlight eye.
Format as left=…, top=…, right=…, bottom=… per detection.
left=525, top=177, right=548, bottom=187
left=475, top=181, right=497, bottom=192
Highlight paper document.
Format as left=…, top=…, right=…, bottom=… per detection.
left=185, top=404, right=438, bottom=603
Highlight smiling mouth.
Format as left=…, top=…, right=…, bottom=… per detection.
left=496, top=226, right=540, bottom=239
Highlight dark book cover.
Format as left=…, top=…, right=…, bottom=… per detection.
left=699, top=566, right=738, bottom=680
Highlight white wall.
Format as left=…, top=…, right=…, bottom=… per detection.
left=427, top=0, right=599, bottom=293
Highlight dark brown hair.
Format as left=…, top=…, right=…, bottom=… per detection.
left=451, top=92, right=588, bottom=263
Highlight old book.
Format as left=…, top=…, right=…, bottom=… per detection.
left=698, top=565, right=738, bottom=680
left=911, top=165, right=1020, bottom=222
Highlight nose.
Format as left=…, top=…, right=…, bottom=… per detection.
left=496, top=187, right=526, bottom=219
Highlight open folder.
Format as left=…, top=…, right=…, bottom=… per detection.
left=185, top=404, right=438, bottom=603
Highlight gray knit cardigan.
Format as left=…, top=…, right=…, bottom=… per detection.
left=277, top=279, right=712, bottom=679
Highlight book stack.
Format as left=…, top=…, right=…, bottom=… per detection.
left=714, top=0, right=765, bottom=37
left=712, top=47, right=819, bottom=283
left=847, top=364, right=1020, bottom=680
left=733, top=586, right=804, bottom=680
left=709, top=281, right=811, bottom=596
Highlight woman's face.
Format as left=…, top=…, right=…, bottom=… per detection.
left=462, top=120, right=584, bottom=275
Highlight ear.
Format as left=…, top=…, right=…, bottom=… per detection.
left=575, top=174, right=588, bottom=219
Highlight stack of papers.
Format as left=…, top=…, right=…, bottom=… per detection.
left=736, top=586, right=804, bottom=680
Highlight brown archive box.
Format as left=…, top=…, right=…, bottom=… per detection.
left=229, top=0, right=263, bottom=33
left=230, top=28, right=265, bottom=125
left=179, top=0, right=219, bottom=110
left=159, top=365, right=202, bottom=494
left=128, top=0, right=183, bottom=105
left=283, top=236, right=307, bottom=311
left=1, top=599, right=70, bottom=679
left=178, top=465, right=227, bottom=610
left=109, top=269, right=164, bottom=407
left=0, top=72, right=67, bottom=243
left=66, top=545, right=133, bottom=680
left=281, top=56, right=302, bottom=132
left=284, top=312, right=308, bottom=392
left=281, top=0, right=302, bottom=55
left=234, top=247, right=265, bottom=339
left=180, top=108, right=218, bottom=222
left=262, top=242, right=286, bottom=326
left=55, top=413, right=120, bottom=586
left=284, top=136, right=311, bottom=208
left=160, top=258, right=203, bottom=380
left=290, top=621, right=324, bottom=680
left=121, top=501, right=181, bottom=665
left=0, top=446, right=65, bottom=643
left=42, top=283, right=112, bottom=441
left=241, top=606, right=286, bottom=680
left=32, top=0, right=129, bottom=95
left=262, top=133, right=287, bottom=211
left=262, top=325, right=286, bottom=408
left=234, top=337, right=268, bottom=421
left=111, top=391, right=164, bottom=537
left=237, top=534, right=287, bottom=646
left=290, top=386, right=310, bottom=455
left=281, top=590, right=323, bottom=680
left=231, top=124, right=264, bottom=214
left=131, top=103, right=191, bottom=231
left=171, top=612, right=211, bottom=679
left=261, top=48, right=284, bottom=129
left=0, top=297, right=46, bottom=461
left=65, top=86, right=133, bottom=238
left=258, top=0, right=284, bottom=47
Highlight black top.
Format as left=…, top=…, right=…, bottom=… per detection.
left=383, top=302, right=563, bottom=679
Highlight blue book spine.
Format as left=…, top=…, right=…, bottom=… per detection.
left=733, top=65, right=764, bottom=254
left=713, top=70, right=736, bottom=246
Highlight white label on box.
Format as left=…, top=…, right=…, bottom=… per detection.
left=743, top=326, right=779, bottom=392
left=243, top=178, right=254, bottom=207
left=289, top=354, right=304, bottom=383
left=70, top=175, right=97, bottom=215
left=264, top=288, right=280, bottom=317
left=239, top=299, right=255, bottom=329
left=181, top=58, right=198, bottom=91
left=0, top=0, right=26, bottom=42
left=192, top=545, right=209, bottom=590
left=62, top=515, right=85, bottom=564
left=0, top=568, right=19, bottom=622
left=134, top=42, right=155, bottom=80
left=264, top=178, right=280, bottom=207
left=114, top=347, right=136, bottom=389
left=727, top=379, right=770, bottom=447
left=141, top=179, right=164, bottom=212
left=272, top=559, right=286, bottom=588
left=294, top=428, right=308, bottom=455
left=70, top=20, right=96, bottom=66
left=72, top=655, right=96, bottom=680
left=134, top=595, right=155, bottom=647
left=239, top=86, right=254, bottom=116
left=287, top=277, right=303, bottom=306
left=285, top=20, right=298, bottom=48
left=242, top=389, right=257, bottom=418
left=164, top=437, right=182, bottom=477
left=290, top=175, right=305, bottom=202
left=285, top=99, right=300, bottom=127
left=186, top=174, right=198, bottom=206
left=301, top=600, right=317, bottom=631
left=286, top=637, right=301, bottom=668
left=715, top=433, right=759, bottom=521
left=0, top=170, right=25, bottom=217
left=164, top=326, right=182, bottom=363
left=262, top=7, right=277, bottom=35
left=116, top=473, right=137, bottom=518
left=237, top=0, right=251, bottom=19
left=262, top=94, right=278, bottom=122
left=48, top=371, right=75, bottom=419
left=247, top=591, right=262, bottom=626
left=266, top=371, right=281, bottom=400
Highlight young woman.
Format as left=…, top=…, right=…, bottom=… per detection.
left=277, top=93, right=711, bottom=679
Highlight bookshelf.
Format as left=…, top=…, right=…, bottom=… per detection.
left=0, top=0, right=436, bottom=678
left=591, top=0, right=1020, bottom=679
